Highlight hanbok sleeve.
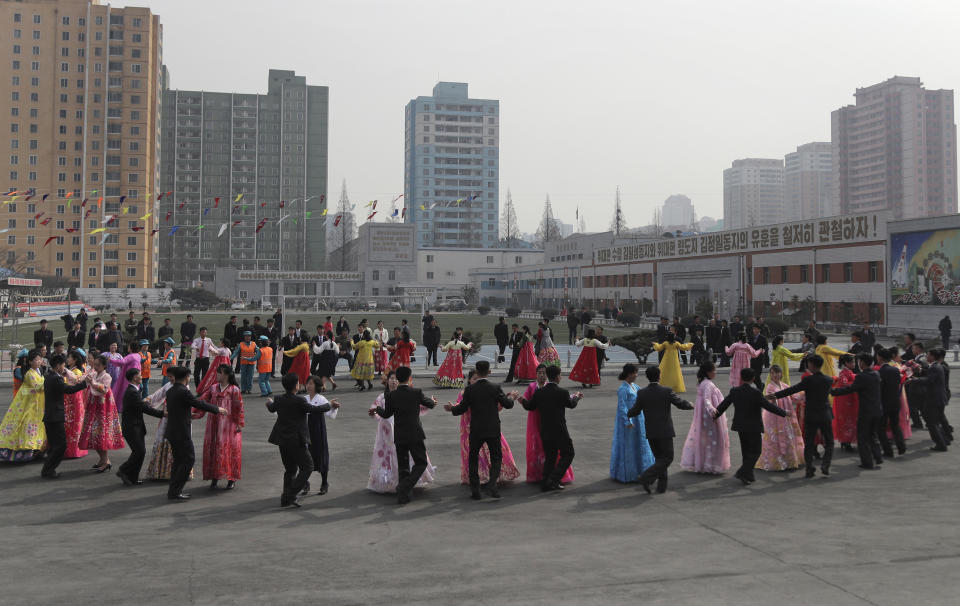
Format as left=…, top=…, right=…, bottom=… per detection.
left=232, top=387, right=245, bottom=428
left=724, top=343, right=736, bottom=356
left=25, top=369, right=44, bottom=392
left=746, top=344, right=761, bottom=357
left=617, top=384, right=635, bottom=427
left=653, top=342, right=665, bottom=352
left=679, top=342, right=694, bottom=351
left=778, top=346, right=805, bottom=362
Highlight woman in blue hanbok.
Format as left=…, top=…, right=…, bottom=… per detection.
left=610, top=364, right=655, bottom=482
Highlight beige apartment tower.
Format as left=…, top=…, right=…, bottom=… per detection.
left=831, top=76, right=957, bottom=219
left=0, top=0, right=162, bottom=287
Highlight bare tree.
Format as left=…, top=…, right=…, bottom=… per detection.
left=327, top=179, right=358, bottom=271
left=610, top=185, right=627, bottom=236
left=535, top=194, right=561, bottom=248
left=500, top=188, right=520, bottom=247
left=577, top=206, right=586, bottom=233
left=650, top=207, right=663, bottom=236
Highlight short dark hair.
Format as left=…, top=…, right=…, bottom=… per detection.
left=857, top=353, right=874, bottom=367
left=199, top=326, right=207, bottom=332
left=169, top=366, right=191, bottom=380
left=852, top=331, right=862, bottom=340
left=125, top=367, right=141, bottom=381
left=53, top=340, right=64, bottom=348
left=739, top=368, right=755, bottom=381
left=815, top=335, right=827, bottom=345
left=396, top=366, right=412, bottom=383
left=877, top=348, right=893, bottom=362
left=806, top=354, right=824, bottom=369
left=618, top=363, right=638, bottom=381
left=49, top=353, right=66, bottom=367
left=904, top=332, right=916, bottom=341
left=645, top=366, right=661, bottom=382
left=281, top=373, right=299, bottom=392
left=475, top=360, right=490, bottom=376
left=545, top=365, right=561, bottom=381
left=39, top=319, right=47, bottom=324
left=838, top=354, right=854, bottom=365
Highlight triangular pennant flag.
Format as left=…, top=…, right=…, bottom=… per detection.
left=232, top=220, right=241, bottom=226
left=367, top=211, right=377, bottom=220
left=122, top=207, right=129, bottom=214
left=165, top=211, right=172, bottom=222
left=401, top=207, right=406, bottom=218
left=196, top=224, right=205, bottom=230
left=65, top=227, right=77, bottom=233
left=119, top=195, right=126, bottom=205
left=43, top=236, right=57, bottom=247
left=65, top=192, right=73, bottom=198
left=166, top=191, right=172, bottom=197
left=334, top=215, right=342, bottom=227
left=97, top=197, right=103, bottom=207
left=84, top=209, right=92, bottom=219
left=203, top=208, right=210, bottom=216
left=305, top=211, right=312, bottom=219
left=391, top=209, right=399, bottom=217
left=81, top=198, right=88, bottom=207
left=89, top=227, right=105, bottom=234
left=214, top=197, right=220, bottom=208
left=420, top=205, right=425, bottom=210
left=42, top=194, right=49, bottom=202
left=39, top=217, right=51, bottom=226
left=365, top=200, right=375, bottom=208
left=168, top=226, right=179, bottom=236
left=139, top=213, right=152, bottom=220
left=260, top=202, right=266, bottom=208
left=218, top=223, right=228, bottom=237
left=320, top=209, right=328, bottom=216
left=178, top=201, right=186, bottom=209
left=150, top=229, right=159, bottom=236
left=279, top=200, right=285, bottom=208
left=157, top=192, right=164, bottom=200
left=34, top=212, right=44, bottom=220
left=131, top=226, right=144, bottom=232
left=235, top=193, right=243, bottom=202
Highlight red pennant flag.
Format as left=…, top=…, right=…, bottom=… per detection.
left=401, top=207, right=406, bottom=218
left=24, top=195, right=33, bottom=202
left=40, top=217, right=51, bottom=226
left=166, top=191, right=173, bottom=198
left=214, top=197, right=220, bottom=208
left=84, top=209, right=92, bottom=219
left=165, top=211, right=172, bottom=222
left=43, top=236, right=57, bottom=247
left=106, top=214, right=118, bottom=225
left=367, top=211, right=377, bottom=220
left=150, top=229, right=159, bottom=236
left=232, top=220, right=242, bottom=226
left=334, top=215, right=342, bottom=226
left=33, top=212, right=44, bottom=220
left=320, top=195, right=325, bottom=203
left=65, top=227, right=77, bottom=233
left=157, top=192, right=164, bottom=200
left=131, top=226, right=144, bottom=232
left=81, top=198, right=88, bottom=207
left=279, top=200, right=285, bottom=208
left=260, top=202, right=266, bottom=208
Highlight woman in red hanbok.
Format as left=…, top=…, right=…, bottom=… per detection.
left=63, top=349, right=88, bottom=459
left=78, top=354, right=125, bottom=471
left=568, top=330, right=608, bottom=387
left=197, top=364, right=244, bottom=489
left=283, top=342, right=311, bottom=388
left=386, top=336, right=417, bottom=373
left=197, top=338, right=232, bottom=396
left=513, top=326, right=539, bottom=382
left=451, top=371, right=520, bottom=484
left=832, top=355, right=859, bottom=450
left=372, top=321, right=390, bottom=375
left=433, top=337, right=472, bottom=389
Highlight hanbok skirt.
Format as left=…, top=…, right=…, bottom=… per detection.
left=367, top=417, right=435, bottom=493
left=757, top=400, right=805, bottom=471
left=0, top=390, right=46, bottom=462
left=832, top=392, right=859, bottom=444
left=458, top=411, right=520, bottom=484
left=433, top=350, right=465, bottom=389
left=197, top=354, right=231, bottom=396
left=78, top=391, right=124, bottom=451
left=568, top=346, right=600, bottom=385
left=525, top=410, right=575, bottom=483
left=308, top=412, right=330, bottom=476
left=680, top=405, right=731, bottom=474
left=318, top=350, right=338, bottom=378
left=538, top=346, right=561, bottom=368
left=64, top=390, right=88, bottom=458
left=514, top=342, right=539, bottom=381
left=145, top=416, right=194, bottom=481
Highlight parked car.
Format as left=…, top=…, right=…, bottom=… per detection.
left=367, top=300, right=378, bottom=310
left=389, top=301, right=402, bottom=312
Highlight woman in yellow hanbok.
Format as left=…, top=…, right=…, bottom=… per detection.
left=351, top=330, right=381, bottom=391
left=814, top=335, right=847, bottom=378
left=767, top=335, right=806, bottom=386
left=653, top=334, right=694, bottom=393
left=0, top=350, right=46, bottom=462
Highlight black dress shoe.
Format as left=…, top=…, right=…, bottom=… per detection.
left=225, top=480, right=235, bottom=490
left=116, top=470, right=133, bottom=486
left=482, top=483, right=501, bottom=499
left=470, top=491, right=482, bottom=500
left=930, top=445, right=948, bottom=452
left=318, top=483, right=328, bottom=495
left=820, top=466, right=830, bottom=476
left=290, top=498, right=302, bottom=508
left=805, top=468, right=816, bottom=479
left=299, top=481, right=311, bottom=497
left=168, top=493, right=191, bottom=501
left=41, top=471, right=61, bottom=479
left=397, top=493, right=411, bottom=505
left=640, top=480, right=653, bottom=495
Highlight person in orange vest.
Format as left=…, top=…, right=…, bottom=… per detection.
left=139, top=339, right=152, bottom=397
left=159, top=337, right=177, bottom=386
left=257, top=335, right=274, bottom=397
left=231, top=331, right=259, bottom=395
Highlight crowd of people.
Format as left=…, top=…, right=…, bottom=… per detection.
left=0, top=307, right=952, bottom=509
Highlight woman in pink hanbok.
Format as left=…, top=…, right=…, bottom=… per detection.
left=725, top=333, right=763, bottom=389
left=197, top=364, right=245, bottom=489
left=450, top=370, right=520, bottom=485
left=757, top=365, right=805, bottom=471
left=367, top=371, right=436, bottom=493
left=519, top=365, right=574, bottom=484
left=112, top=341, right=145, bottom=412
left=680, top=361, right=731, bottom=474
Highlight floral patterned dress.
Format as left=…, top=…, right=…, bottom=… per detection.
left=351, top=339, right=380, bottom=381
left=537, top=329, right=561, bottom=368
left=386, top=340, right=417, bottom=373
left=433, top=340, right=469, bottom=389
left=757, top=380, right=805, bottom=471
left=78, top=369, right=125, bottom=451
left=456, top=391, right=521, bottom=484
left=832, top=367, right=859, bottom=444
left=145, top=382, right=194, bottom=481
left=198, top=383, right=244, bottom=481
left=63, top=367, right=88, bottom=458
left=367, top=392, right=436, bottom=493
left=0, top=368, right=46, bottom=462
left=725, top=342, right=762, bottom=389
left=680, top=378, right=731, bottom=474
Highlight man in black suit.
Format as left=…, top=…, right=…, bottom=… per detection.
left=423, top=319, right=442, bottom=367
left=223, top=315, right=239, bottom=349
left=446, top=361, right=518, bottom=499
left=715, top=368, right=788, bottom=485
left=164, top=366, right=226, bottom=501
left=116, top=367, right=164, bottom=485
left=40, top=354, right=87, bottom=478
left=279, top=326, right=299, bottom=376
left=505, top=324, right=524, bottom=382
left=266, top=373, right=339, bottom=507
left=876, top=348, right=907, bottom=457
left=75, top=308, right=88, bottom=332
left=33, top=319, right=53, bottom=350
left=627, top=366, right=693, bottom=494
left=88, top=323, right=106, bottom=356
left=521, top=365, right=583, bottom=492
left=848, top=331, right=865, bottom=356
left=705, top=319, right=721, bottom=365
left=768, top=354, right=836, bottom=477
left=66, top=323, right=85, bottom=351
left=831, top=353, right=884, bottom=469
left=370, top=366, right=437, bottom=504
left=749, top=324, right=768, bottom=389
left=494, top=317, right=509, bottom=363
left=909, top=348, right=950, bottom=451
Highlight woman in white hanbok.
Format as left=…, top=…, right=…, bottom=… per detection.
left=367, top=371, right=436, bottom=493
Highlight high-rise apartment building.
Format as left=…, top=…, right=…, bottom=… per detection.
left=723, top=158, right=785, bottom=228
left=158, top=70, right=328, bottom=287
left=661, top=194, right=695, bottom=228
left=784, top=142, right=832, bottom=220
left=832, top=76, right=957, bottom=219
left=0, top=0, right=163, bottom=287
left=404, top=82, right=499, bottom=248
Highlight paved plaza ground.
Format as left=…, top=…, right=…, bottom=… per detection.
left=1, top=365, right=958, bottom=605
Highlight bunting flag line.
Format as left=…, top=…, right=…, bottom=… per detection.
left=218, top=223, right=228, bottom=237
left=367, top=211, right=377, bottom=220
left=334, top=215, right=342, bottom=227
left=168, top=226, right=179, bottom=236
left=150, top=229, right=159, bottom=236
left=90, top=227, right=105, bottom=235
left=391, top=194, right=404, bottom=204
left=43, top=236, right=56, bottom=247
left=39, top=217, right=51, bottom=226
left=214, top=197, right=221, bottom=208
left=235, top=193, right=243, bottom=202
left=276, top=215, right=287, bottom=225
left=165, top=211, right=172, bottom=222
left=140, top=213, right=152, bottom=220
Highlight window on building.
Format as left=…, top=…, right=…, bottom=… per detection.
left=800, top=264, right=809, bottom=283
left=426, top=272, right=434, bottom=280
left=761, top=267, right=769, bottom=284
left=781, top=267, right=788, bottom=282
left=371, top=270, right=379, bottom=281
left=822, top=264, right=831, bottom=283
left=868, top=261, right=878, bottom=282
left=486, top=255, right=494, bottom=263
left=843, top=262, right=853, bottom=282
left=425, top=255, right=434, bottom=263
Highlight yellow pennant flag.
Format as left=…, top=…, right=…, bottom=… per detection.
left=320, top=209, right=328, bottom=216
left=139, top=213, right=152, bottom=220
left=90, top=227, right=105, bottom=234
left=122, top=207, right=129, bottom=214
left=234, top=193, right=243, bottom=202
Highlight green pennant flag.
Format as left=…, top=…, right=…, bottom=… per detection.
left=305, top=211, right=312, bottom=219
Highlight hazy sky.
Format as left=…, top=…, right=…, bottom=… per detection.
left=139, top=0, right=959, bottom=232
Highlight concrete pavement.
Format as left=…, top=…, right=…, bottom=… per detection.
left=0, top=366, right=958, bottom=605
